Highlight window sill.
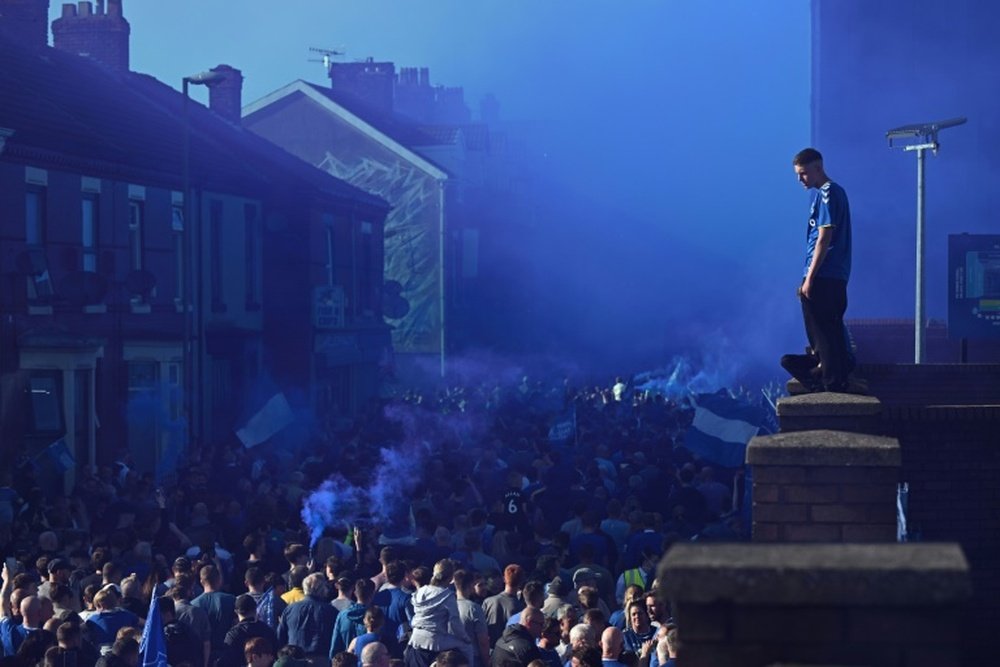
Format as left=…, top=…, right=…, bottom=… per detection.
left=130, top=303, right=152, bottom=314
left=28, top=305, right=53, bottom=316
left=84, top=304, right=107, bottom=314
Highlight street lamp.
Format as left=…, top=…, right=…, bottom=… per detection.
left=181, top=70, right=225, bottom=453
left=886, top=117, right=967, bottom=363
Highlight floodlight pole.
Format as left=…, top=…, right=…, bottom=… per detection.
left=904, top=141, right=935, bottom=363
left=886, top=117, right=966, bottom=364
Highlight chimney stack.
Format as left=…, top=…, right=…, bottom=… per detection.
left=207, top=64, right=244, bottom=124
left=52, top=0, right=130, bottom=73
left=0, top=0, right=50, bottom=49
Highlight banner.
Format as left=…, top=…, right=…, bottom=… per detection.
left=236, top=393, right=295, bottom=448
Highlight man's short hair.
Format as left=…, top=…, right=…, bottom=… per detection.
left=284, top=543, right=308, bottom=565
left=302, top=573, right=327, bottom=597
left=199, top=564, right=221, bottom=586
left=665, top=628, right=679, bottom=653
left=245, top=566, right=265, bottom=588
left=571, top=646, right=602, bottom=667
left=288, top=565, right=309, bottom=589
left=503, top=564, right=524, bottom=587
left=354, top=578, right=375, bottom=601
left=235, top=594, right=257, bottom=617
left=245, top=636, right=273, bottom=663
left=56, top=621, right=80, bottom=645
left=111, top=638, right=139, bottom=658
left=360, top=641, right=388, bottom=667
left=385, top=561, right=406, bottom=585
left=569, top=623, right=595, bottom=646
left=793, top=147, right=823, bottom=166
left=434, top=649, right=468, bottom=667
left=378, top=546, right=397, bottom=565
left=332, top=652, right=359, bottom=667
left=332, top=652, right=358, bottom=667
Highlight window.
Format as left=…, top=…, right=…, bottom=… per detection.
left=25, top=188, right=45, bottom=245
left=24, top=188, right=52, bottom=303
left=82, top=195, right=98, bottom=272
left=172, top=200, right=184, bottom=306
left=29, top=372, right=63, bottom=434
left=244, top=203, right=259, bottom=309
left=128, top=200, right=144, bottom=271
left=210, top=200, right=225, bottom=312
left=323, top=213, right=336, bottom=286
left=360, top=221, right=374, bottom=315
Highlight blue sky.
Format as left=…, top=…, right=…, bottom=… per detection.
left=49, top=0, right=814, bottom=376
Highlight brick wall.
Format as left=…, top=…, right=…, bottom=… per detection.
left=748, top=430, right=900, bottom=543
left=660, top=543, right=971, bottom=667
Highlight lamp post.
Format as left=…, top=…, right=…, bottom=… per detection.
left=886, top=117, right=966, bottom=363
left=181, top=71, right=224, bottom=453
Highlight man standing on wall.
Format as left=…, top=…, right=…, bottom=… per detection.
left=783, top=148, right=854, bottom=393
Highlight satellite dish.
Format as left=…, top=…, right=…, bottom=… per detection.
left=57, top=271, right=109, bottom=306
left=124, top=269, right=157, bottom=297
left=382, top=280, right=410, bottom=319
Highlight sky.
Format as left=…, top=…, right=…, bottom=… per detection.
left=48, top=0, right=814, bottom=381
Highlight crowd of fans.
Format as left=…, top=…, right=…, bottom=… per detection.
left=0, top=374, right=755, bottom=667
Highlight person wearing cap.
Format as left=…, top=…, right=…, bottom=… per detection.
left=541, top=578, right=572, bottom=619
left=404, top=560, right=469, bottom=667
left=37, top=559, right=79, bottom=613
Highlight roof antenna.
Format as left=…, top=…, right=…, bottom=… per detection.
left=308, top=47, right=346, bottom=72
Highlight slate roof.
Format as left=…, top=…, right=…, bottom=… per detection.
left=0, top=32, right=388, bottom=214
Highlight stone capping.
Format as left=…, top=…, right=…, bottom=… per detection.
left=776, top=392, right=882, bottom=418
left=660, top=543, right=971, bottom=606
left=746, top=430, right=901, bottom=467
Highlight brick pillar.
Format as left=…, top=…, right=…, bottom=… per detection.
left=747, top=430, right=900, bottom=542
left=659, top=542, right=971, bottom=667
left=777, top=392, right=883, bottom=434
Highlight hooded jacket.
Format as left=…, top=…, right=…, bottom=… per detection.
left=330, top=602, right=367, bottom=657
left=491, top=624, right=541, bottom=667
left=408, top=584, right=469, bottom=652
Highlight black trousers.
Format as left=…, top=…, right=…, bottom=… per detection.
left=800, top=277, right=849, bottom=389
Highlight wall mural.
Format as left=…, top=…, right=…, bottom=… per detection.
left=319, top=151, right=442, bottom=355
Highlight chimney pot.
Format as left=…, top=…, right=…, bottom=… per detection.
left=77, top=1, right=91, bottom=17
left=61, top=3, right=77, bottom=17
left=207, top=64, right=244, bottom=124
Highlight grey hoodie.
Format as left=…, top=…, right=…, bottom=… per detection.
left=408, top=584, right=470, bottom=653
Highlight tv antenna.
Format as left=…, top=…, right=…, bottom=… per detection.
left=308, top=46, right=346, bottom=70
left=886, top=116, right=967, bottom=363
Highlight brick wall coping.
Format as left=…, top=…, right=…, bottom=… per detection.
left=776, top=393, right=882, bottom=418
left=746, top=430, right=900, bottom=467
left=660, top=543, right=971, bottom=606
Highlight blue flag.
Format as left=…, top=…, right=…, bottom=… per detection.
left=547, top=407, right=576, bottom=445
left=257, top=587, right=276, bottom=629
left=683, top=392, right=766, bottom=468
left=139, top=595, right=168, bottom=667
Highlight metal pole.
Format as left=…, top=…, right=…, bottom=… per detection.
left=182, top=80, right=195, bottom=449
left=915, top=147, right=926, bottom=363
